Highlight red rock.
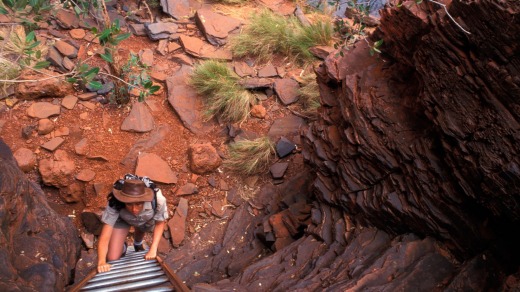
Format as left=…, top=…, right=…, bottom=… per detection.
left=188, top=143, right=222, bottom=174
left=175, top=183, right=198, bottom=196
left=273, top=78, right=300, bottom=105
left=75, top=138, right=88, bottom=156
left=69, top=28, right=86, bottom=39
left=75, top=169, right=96, bottom=182
left=27, top=102, right=61, bottom=119
left=41, top=137, right=65, bottom=152
left=250, top=104, right=267, bottom=119
left=258, top=63, right=278, bottom=78
left=14, top=148, right=36, bottom=172
left=195, top=8, right=241, bottom=46
left=135, top=152, right=177, bottom=184
left=15, top=69, right=73, bottom=99
left=121, top=102, right=154, bottom=133
left=168, top=198, right=188, bottom=247
left=38, top=118, right=54, bottom=135
left=54, top=40, right=78, bottom=58
left=38, top=150, right=75, bottom=187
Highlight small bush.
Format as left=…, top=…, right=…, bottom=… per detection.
left=190, top=60, right=254, bottom=123
left=231, top=9, right=333, bottom=63
left=224, top=137, right=275, bottom=175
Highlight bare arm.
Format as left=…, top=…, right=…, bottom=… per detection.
left=97, top=224, right=113, bottom=273
left=145, top=220, right=165, bottom=260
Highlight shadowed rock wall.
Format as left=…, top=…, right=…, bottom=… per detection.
left=304, top=0, right=520, bottom=258
left=0, top=139, right=81, bottom=291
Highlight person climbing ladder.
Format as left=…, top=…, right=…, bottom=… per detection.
left=96, top=175, right=168, bottom=273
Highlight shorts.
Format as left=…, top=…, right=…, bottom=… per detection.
left=113, top=218, right=155, bottom=232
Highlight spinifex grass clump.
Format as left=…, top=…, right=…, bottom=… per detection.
left=190, top=60, right=254, bottom=123
left=299, top=73, right=321, bottom=115
left=224, top=137, right=275, bottom=175
left=231, top=9, right=333, bottom=63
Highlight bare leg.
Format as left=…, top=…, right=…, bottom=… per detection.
left=107, top=227, right=129, bottom=261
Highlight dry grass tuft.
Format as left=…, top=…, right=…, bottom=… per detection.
left=298, top=73, right=321, bottom=115
left=224, top=136, right=275, bottom=175
left=190, top=60, right=255, bottom=123
left=230, top=9, right=333, bottom=63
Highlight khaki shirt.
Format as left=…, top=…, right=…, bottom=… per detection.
left=101, top=189, right=168, bottom=230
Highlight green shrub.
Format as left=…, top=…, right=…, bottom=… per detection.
left=224, top=137, right=275, bottom=175
left=231, top=9, right=333, bottom=63
left=190, top=60, right=254, bottom=123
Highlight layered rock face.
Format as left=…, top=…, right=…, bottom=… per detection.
left=303, top=0, right=520, bottom=273
left=0, top=139, right=81, bottom=291
left=171, top=1, right=520, bottom=291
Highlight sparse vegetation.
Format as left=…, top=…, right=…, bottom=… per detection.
left=231, top=9, right=333, bottom=63
left=298, top=73, right=321, bottom=115
left=224, top=137, right=275, bottom=175
left=190, top=60, right=255, bottom=123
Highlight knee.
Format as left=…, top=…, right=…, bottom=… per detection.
left=106, top=252, right=122, bottom=261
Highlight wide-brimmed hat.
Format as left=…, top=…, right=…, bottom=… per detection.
left=112, top=179, right=154, bottom=203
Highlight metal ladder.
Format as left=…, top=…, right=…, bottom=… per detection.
left=69, top=250, right=189, bottom=292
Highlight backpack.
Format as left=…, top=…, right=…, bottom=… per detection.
left=113, top=174, right=158, bottom=210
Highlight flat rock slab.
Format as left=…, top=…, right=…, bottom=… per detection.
left=195, top=8, right=241, bottom=46
left=268, top=114, right=306, bottom=139
left=270, top=162, right=289, bottom=179
left=274, top=78, right=300, bottom=105
left=55, top=8, right=79, bottom=28
left=41, top=137, right=65, bottom=151
left=168, top=198, right=188, bottom=247
left=27, top=102, right=61, bottom=119
left=239, top=78, right=273, bottom=89
left=139, top=49, right=154, bottom=67
left=166, top=66, right=214, bottom=134
left=179, top=35, right=232, bottom=60
left=276, top=136, right=296, bottom=158
left=145, top=22, right=178, bottom=40
left=176, top=183, right=198, bottom=196
left=135, top=152, right=178, bottom=184
left=234, top=61, right=255, bottom=77
left=258, top=63, right=278, bottom=78
left=76, top=169, right=96, bottom=182
left=54, top=40, right=78, bottom=58
left=121, top=125, right=170, bottom=167
left=121, top=102, right=154, bottom=133
left=61, top=95, right=78, bottom=109
left=160, top=0, right=202, bottom=20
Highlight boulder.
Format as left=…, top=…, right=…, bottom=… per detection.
left=188, top=143, right=222, bottom=174
left=38, top=149, right=75, bottom=187
left=13, top=147, right=36, bottom=172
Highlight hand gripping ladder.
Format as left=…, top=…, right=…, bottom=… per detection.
left=69, top=250, right=190, bottom=292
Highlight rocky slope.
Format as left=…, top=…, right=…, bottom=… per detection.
left=171, top=0, right=520, bottom=290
